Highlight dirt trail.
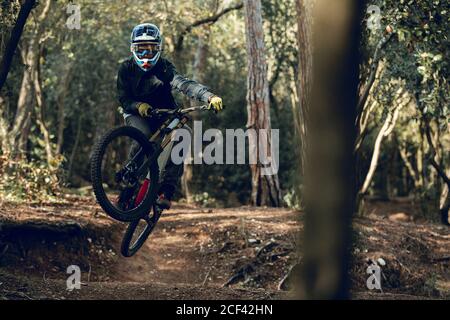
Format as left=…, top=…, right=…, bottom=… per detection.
left=0, top=196, right=449, bottom=300
left=111, top=205, right=299, bottom=287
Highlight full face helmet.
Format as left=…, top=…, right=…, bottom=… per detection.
left=130, top=23, right=162, bottom=71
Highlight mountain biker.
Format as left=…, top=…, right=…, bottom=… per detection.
left=117, top=23, right=223, bottom=210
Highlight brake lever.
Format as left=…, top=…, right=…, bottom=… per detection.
left=201, top=104, right=217, bottom=114
left=149, top=109, right=165, bottom=116
left=148, top=109, right=158, bottom=117
left=209, top=104, right=224, bottom=114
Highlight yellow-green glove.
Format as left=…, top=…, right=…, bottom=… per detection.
left=137, top=102, right=152, bottom=117
left=208, top=96, right=223, bottom=112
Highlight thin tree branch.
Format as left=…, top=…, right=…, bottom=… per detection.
left=37, top=0, right=51, bottom=23
left=397, top=142, right=420, bottom=187
left=358, top=90, right=408, bottom=197
left=175, top=2, right=243, bottom=52
left=424, top=120, right=450, bottom=187
left=356, top=27, right=394, bottom=116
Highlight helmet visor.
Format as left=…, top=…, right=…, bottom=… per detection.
left=132, top=43, right=161, bottom=59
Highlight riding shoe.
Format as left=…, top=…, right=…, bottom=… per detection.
left=156, top=193, right=171, bottom=210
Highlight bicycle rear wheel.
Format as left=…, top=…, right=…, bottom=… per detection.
left=121, top=205, right=162, bottom=257
left=90, top=126, right=159, bottom=222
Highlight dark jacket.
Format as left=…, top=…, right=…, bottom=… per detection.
left=117, top=57, right=215, bottom=115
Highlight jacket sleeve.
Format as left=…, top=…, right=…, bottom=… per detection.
left=117, top=63, right=140, bottom=114
left=166, top=60, right=215, bottom=103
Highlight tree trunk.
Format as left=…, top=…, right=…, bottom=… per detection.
left=34, top=45, right=54, bottom=166
left=5, top=0, right=51, bottom=158
left=68, top=115, right=83, bottom=183
left=182, top=28, right=210, bottom=203
left=359, top=105, right=399, bottom=195
left=0, top=0, right=36, bottom=91
left=55, top=63, right=72, bottom=155
left=357, top=90, right=410, bottom=214
left=423, top=119, right=450, bottom=225
left=244, top=0, right=281, bottom=207
left=295, top=0, right=313, bottom=174
left=9, top=45, right=36, bottom=156
left=440, top=174, right=450, bottom=226
left=297, top=0, right=363, bottom=299
left=397, top=141, right=423, bottom=190
left=18, top=112, right=32, bottom=158
left=0, top=96, right=11, bottom=153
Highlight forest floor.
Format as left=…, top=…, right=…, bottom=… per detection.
left=0, top=194, right=448, bottom=300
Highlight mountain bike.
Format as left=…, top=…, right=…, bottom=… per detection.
left=90, top=105, right=210, bottom=257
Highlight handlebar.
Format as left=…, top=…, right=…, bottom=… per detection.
left=117, top=104, right=213, bottom=117
left=150, top=104, right=209, bottom=116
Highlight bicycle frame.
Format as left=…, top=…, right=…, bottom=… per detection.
left=134, top=105, right=208, bottom=179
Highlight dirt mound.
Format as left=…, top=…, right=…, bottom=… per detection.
left=0, top=195, right=122, bottom=281
left=350, top=217, right=449, bottom=298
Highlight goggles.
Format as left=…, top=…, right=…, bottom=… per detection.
left=132, top=43, right=161, bottom=59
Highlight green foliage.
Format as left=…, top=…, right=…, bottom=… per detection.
left=358, top=0, right=449, bottom=214
left=0, top=0, right=20, bottom=28
left=370, top=0, right=449, bottom=120
left=283, top=187, right=302, bottom=210
left=191, top=192, right=217, bottom=208
left=0, top=154, right=63, bottom=203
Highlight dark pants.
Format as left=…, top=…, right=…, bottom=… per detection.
left=125, top=115, right=183, bottom=199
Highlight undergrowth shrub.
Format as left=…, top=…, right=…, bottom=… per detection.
left=0, top=154, right=64, bottom=203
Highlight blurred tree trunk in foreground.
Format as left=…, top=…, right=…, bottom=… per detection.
left=244, top=0, right=281, bottom=207
left=297, top=0, right=363, bottom=299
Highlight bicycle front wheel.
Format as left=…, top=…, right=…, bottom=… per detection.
left=90, top=126, right=159, bottom=222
